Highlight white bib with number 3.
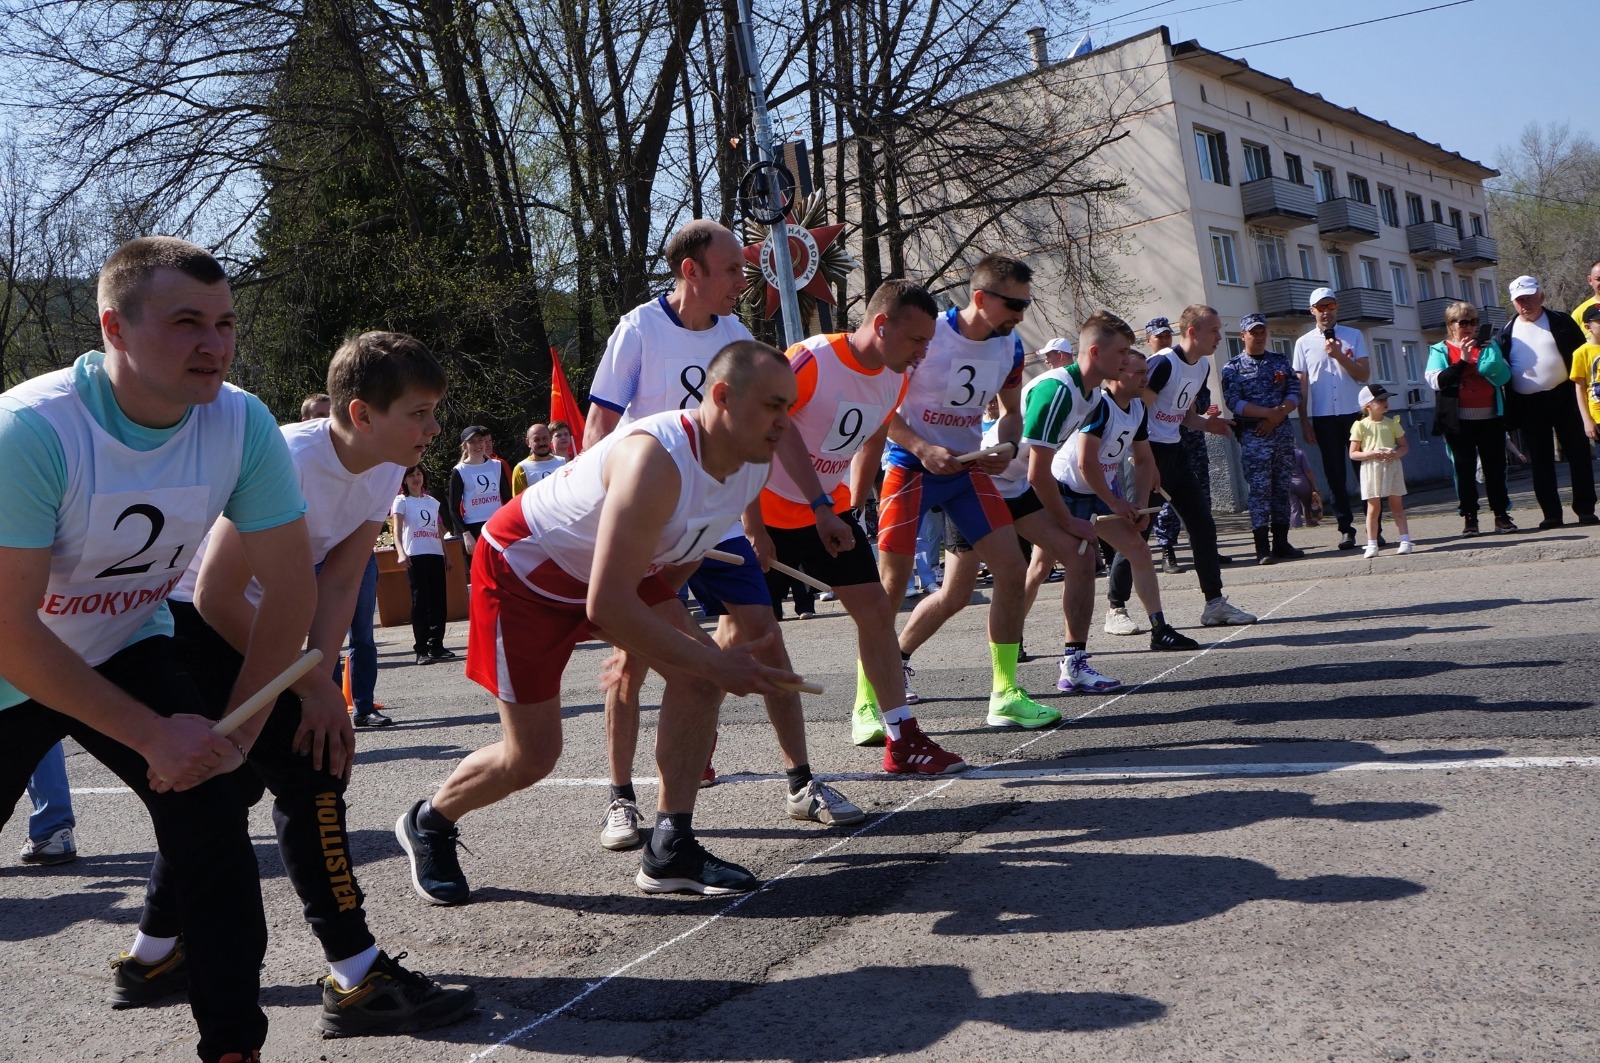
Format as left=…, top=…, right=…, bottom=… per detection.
left=11, top=367, right=249, bottom=666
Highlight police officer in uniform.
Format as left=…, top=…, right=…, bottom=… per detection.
left=1222, top=313, right=1303, bottom=564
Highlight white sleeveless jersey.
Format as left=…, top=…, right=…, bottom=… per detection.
left=767, top=333, right=906, bottom=505
left=885, top=307, right=1024, bottom=468
left=392, top=494, right=445, bottom=557
left=516, top=455, right=565, bottom=490
left=484, top=409, right=768, bottom=597
left=591, top=296, right=756, bottom=424
left=1145, top=347, right=1211, bottom=445
left=455, top=461, right=503, bottom=524
left=9, top=369, right=248, bottom=666
left=1057, top=394, right=1147, bottom=496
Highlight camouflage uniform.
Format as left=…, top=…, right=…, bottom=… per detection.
left=1223, top=347, right=1302, bottom=562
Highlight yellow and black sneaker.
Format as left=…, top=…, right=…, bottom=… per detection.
left=108, top=939, right=189, bottom=1009
left=316, top=950, right=476, bottom=1038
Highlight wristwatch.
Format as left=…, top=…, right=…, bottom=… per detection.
left=810, top=492, right=835, bottom=511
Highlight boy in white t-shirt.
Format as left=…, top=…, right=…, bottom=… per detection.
left=393, top=465, right=452, bottom=664
left=137, top=331, right=475, bottom=1039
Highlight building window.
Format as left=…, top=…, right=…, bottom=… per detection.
left=1271, top=337, right=1295, bottom=357
left=1298, top=245, right=1317, bottom=280
left=1255, top=233, right=1289, bottom=281
left=1314, top=165, right=1337, bottom=203
left=1242, top=142, right=1271, bottom=181
left=1225, top=335, right=1244, bottom=358
left=1461, top=275, right=1475, bottom=301
left=1390, top=264, right=1411, bottom=306
left=1406, top=192, right=1426, bottom=226
left=1348, top=173, right=1372, bottom=204
left=1416, top=269, right=1434, bottom=301
left=1440, top=270, right=1453, bottom=296
left=1431, top=199, right=1444, bottom=223
left=1195, top=128, right=1229, bottom=185
left=1479, top=278, right=1495, bottom=307
left=1449, top=208, right=1464, bottom=237
left=1401, top=341, right=1422, bottom=384
left=1378, top=186, right=1400, bottom=227
left=1360, top=256, right=1381, bottom=289
left=1373, top=339, right=1396, bottom=384
left=1326, top=250, right=1350, bottom=290
left=1211, top=230, right=1241, bottom=285
left=1283, top=153, right=1305, bottom=185
left=1470, top=213, right=1485, bottom=237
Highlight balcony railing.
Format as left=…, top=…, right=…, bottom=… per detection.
left=1240, top=177, right=1317, bottom=229
left=1480, top=304, right=1508, bottom=330
left=1333, top=287, right=1395, bottom=325
left=1255, top=276, right=1328, bottom=319
left=1317, top=197, right=1381, bottom=242
left=1407, top=221, right=1461, bottom=260
left=1418, top=295, right=1459, bottom=330
left=1454, top=234, right=1498, bottom=267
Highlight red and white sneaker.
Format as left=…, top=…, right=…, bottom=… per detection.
left=882, top=718, right=967, bottom=775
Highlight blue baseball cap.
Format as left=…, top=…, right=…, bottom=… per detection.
left=1240, top=313, right=1267, bottom=332
left=1144, top=316, right=1172, bottom=335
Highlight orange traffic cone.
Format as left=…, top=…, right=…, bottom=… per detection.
left=342, top=653, right=354, bottom=715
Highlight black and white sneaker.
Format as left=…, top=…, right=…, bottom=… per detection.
left=637, top=836, right=759, bottom=895
left=1149, top=624, right=1200, bottom=652
left=394, top=801, right=469, bottom=905
left=317, top=950, right=476, bottom=1038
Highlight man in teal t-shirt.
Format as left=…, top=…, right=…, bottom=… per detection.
left=0, top=236, right=311, bottom=1063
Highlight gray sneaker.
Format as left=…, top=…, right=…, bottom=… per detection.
left=1102, top=607, right=1144, bottom=636
left=785, top=780, right=866, bottom=825
left=599, top=798, right=643, bottom=851
left=20, top=826, right=76, bottom=866
left=1200, top=596, right=1257, bottom=626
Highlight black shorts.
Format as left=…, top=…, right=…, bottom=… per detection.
left=945, top=488, right=1043, bottom=552
left=767, top=511, right=881, bottom=588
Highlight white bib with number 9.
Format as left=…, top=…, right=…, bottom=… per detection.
left=819, top=400, right=885, bottom=456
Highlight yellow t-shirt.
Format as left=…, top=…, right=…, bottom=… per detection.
left=1570, top=342, right=1600, bottom=424
left=1573, top=297, right=1597, bottom=331
left=1350, top=414, right=1404, bottom=452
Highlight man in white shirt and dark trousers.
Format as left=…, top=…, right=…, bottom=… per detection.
left=1293, top=287, right=1372, bottom=551
left=1496, top=275, right=1598, bottom=528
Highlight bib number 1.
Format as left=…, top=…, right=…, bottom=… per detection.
left=71, top=486, right=211, bottom=584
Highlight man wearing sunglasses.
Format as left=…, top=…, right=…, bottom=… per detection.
left=854, top=254, right=1060, bottom=738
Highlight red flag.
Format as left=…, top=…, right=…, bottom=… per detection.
left=550, top=346, right=586, bottom=455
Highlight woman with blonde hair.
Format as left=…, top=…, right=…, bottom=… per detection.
left=1425, top=300, right=1514, bottom=536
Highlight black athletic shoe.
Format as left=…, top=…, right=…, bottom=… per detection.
left=1578, top=514, right=1600, bottom=527
left=414, top=653, right=434, bottom=666
left=1149, top=624, right=1200, bottom=652
left=637, top=836, right=759, bottom=896
left=109, top=940, right=189, bottom=1009
left=1539, top=518, right=1565, bottom=530
left=1338, top=529, right=1357, bottom=550
left=428, top=646, right=458, bottom=660
left=395, top=801, right=469, bottom=905
left=317, top=950, right=476, bottom=1038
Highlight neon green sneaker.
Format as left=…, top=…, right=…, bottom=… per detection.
left=985, top=687, right=1061, bottom=729
left=852, top=699, right=887, bottom=746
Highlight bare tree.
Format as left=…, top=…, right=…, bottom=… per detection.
left=1490, top=122, right=1600, bottom=312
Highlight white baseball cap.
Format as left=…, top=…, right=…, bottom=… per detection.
left=1040, top=336, right=1074, bottom=356
left=1508, top=275, right=1540, bottom=299
left=1358, top=384, right=1392, bottom=407
left=1308, top=287, right=1337, bottom=309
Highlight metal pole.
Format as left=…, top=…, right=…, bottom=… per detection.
left=734, top=0, right=804, bottom=347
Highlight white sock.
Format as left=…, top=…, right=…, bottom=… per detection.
left=130, top=932, right=178, bottom=964
left=328, top=945, right=381, bottom=991
left=881, top=704, right=912, bottom=741
left=1400, top=534, right=1412, bottom=542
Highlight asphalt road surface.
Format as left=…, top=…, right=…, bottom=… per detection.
left=4, top=487, right=1597, bottom=1062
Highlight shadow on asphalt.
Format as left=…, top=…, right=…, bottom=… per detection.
left=434, top=965, right=1165, bottom=1055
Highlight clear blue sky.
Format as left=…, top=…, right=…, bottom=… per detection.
left=1077, top=0, right=1591, bottom=172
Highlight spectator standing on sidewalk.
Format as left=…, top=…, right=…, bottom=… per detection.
left=1294, top=287, right=1371, bottom=551
left=1426, top=301, right=1516, bottom=536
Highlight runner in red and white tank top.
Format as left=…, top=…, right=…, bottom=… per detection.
left=401, top=339, right=806, bottom=905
